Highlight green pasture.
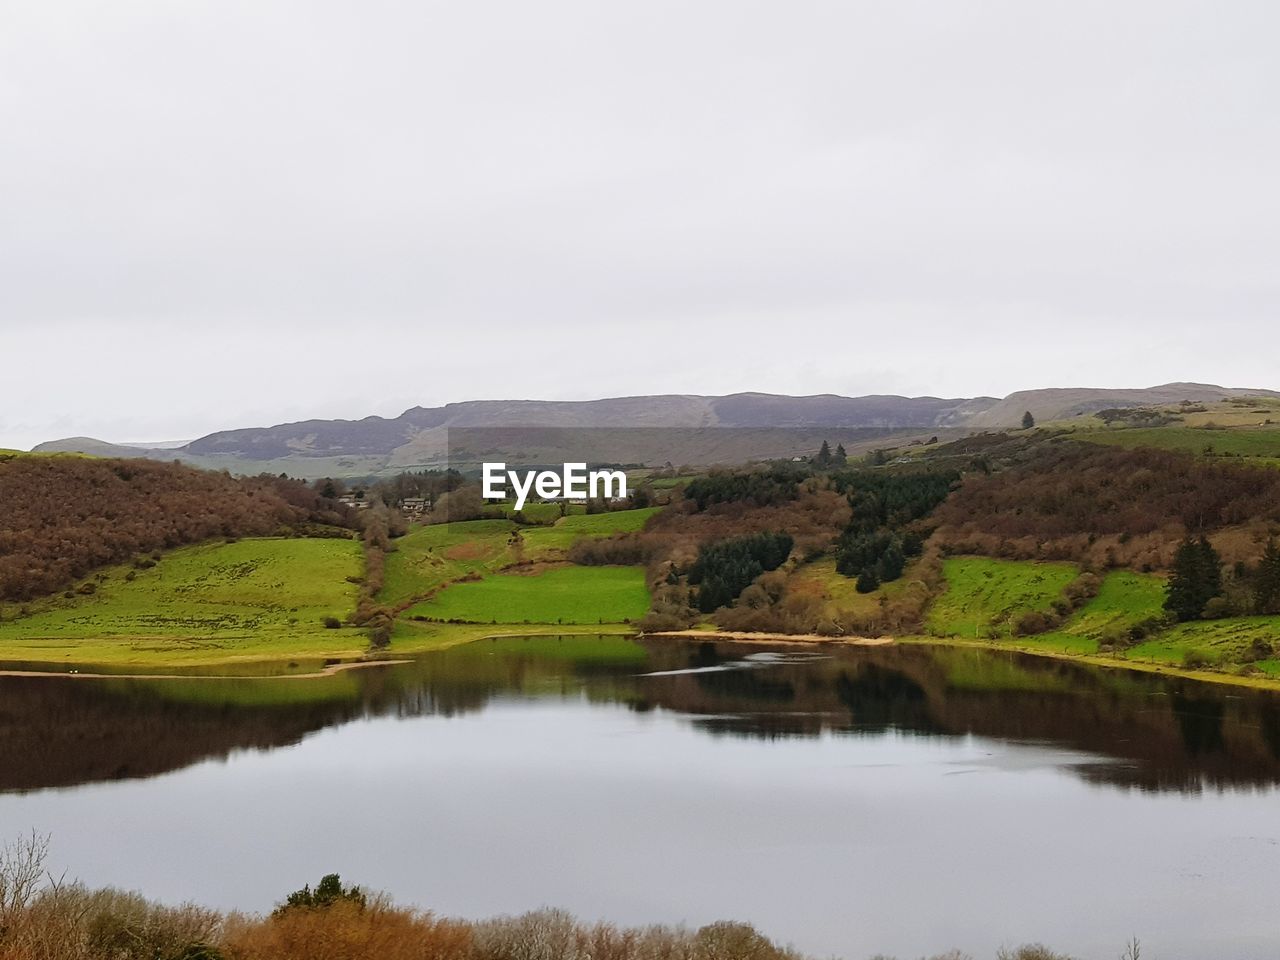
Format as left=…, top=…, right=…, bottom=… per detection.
left=1080, top=426, right=1280, bottom=458
left=405, top=565, right=649, bottom=624
left=0, top=538, right=365, bottom=665
left=519, top=507, right=660, bottom=558
left=1028, top=570, right=1167, bottom=654
left=379, top=519, right=518, bottom=607
left=926, top=557, right=1079, bottom=639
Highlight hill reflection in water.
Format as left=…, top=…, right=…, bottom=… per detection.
left=3, top=637, right=1280, bottom=794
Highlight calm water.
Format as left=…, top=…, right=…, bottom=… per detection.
left=3, top=637, right=1280, bottom=959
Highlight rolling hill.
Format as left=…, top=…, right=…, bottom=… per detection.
left=30, top=382, right=1279, bottom=478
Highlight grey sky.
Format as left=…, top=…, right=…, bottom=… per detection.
left=2, top=1, right=1276, bottom=449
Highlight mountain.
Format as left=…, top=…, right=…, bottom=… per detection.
left=30, top=383, right=1278, bottom=478
left=965, top=382, right=1280, bottom=428
left=182, top=393, right=993, bottom=461
left=168, top=393, right=996, bottom=475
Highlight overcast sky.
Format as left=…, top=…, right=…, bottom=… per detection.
left=2, top=1, right=1276, bottom=448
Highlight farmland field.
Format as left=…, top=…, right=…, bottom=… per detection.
left=926, top=557, right=1079, bottom=639
left=379, top=519, right=518, bottom=607
left=380, top=509, right=658, bottom=606
left=1079, top=426, right=1280, bottom=458
left=1028, top=570, right=1167, bottom=654
left=1125, top=615, right=1280, bottom=670
left=520, top=507, right=660, bottom=558
left=0, top=537, right=365, bottom=665
left=405, top=565, right=649, bottom=624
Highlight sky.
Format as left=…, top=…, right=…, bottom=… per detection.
left=1, top=1, right=1277, bottom=449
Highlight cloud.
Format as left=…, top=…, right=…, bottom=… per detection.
left=1, top=0, right=1277, bottom=447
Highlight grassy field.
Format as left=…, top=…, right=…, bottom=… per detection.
left=379, top=509, right=657, bottom=607
left=1125, top=616, right=1280, bottom=668
left=379, top=519, right=518, bottom=607
left=926, top=557, right=1079, bottom=639
left=787, top=556, right=927, bottom=620
left=1079, top=426, right=1280, bottom=458
left=520, top=507, right=660, bottom=558
left=0, top=538, right=366, bottom=666
left=405, top=565, right=650, bottom=624
left=0, top=506, right=657, bottom=670
left=920, top=560, right=1280, bottom=678
left=1027, top=570, right=1167, bottom=654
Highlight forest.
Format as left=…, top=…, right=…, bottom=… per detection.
left=922, top=441, right=1280, bottom=576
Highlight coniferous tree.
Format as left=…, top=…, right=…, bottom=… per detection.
left=856, top=567, right=880, bottom=594
left=1255, top=538, right=1280, bottom=615
left=1021, top=411, right=1036, bottom=429
left=816, top=441, right=832, bottom=468
left=1165, top=536, right=1223, bottom=621
left=834, top=444, right=848, bottom=465
left=1197, top=536, right=1223, bottom=605
left=877, top=541, right=906, bottom=582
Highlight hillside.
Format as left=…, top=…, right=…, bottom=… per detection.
left=0, top=454, right=353, bottom=603
left=31, top=437, right=189, bottom=457
left=966, top=382, right=1280, bottom=428
left=31, top=382, right=1278, bottom=479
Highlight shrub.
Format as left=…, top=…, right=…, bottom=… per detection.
left=1015, top=610, right=1060, bottom=636
left=322, top=616, right=342, bottom=629
left=1182, top=648, right=1222, bottom=669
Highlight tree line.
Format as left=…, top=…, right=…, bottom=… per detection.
left=682, top=464, right=807, bottom=511
left=831, top=468, right=959, bottom=592
left=687, top=531, right=795, bottom=613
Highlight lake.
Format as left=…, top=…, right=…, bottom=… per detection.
left=2, top=637, right=1279, bottom=958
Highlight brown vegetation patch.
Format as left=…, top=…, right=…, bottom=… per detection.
left=932, top=443, right=1280, bottom=569
left=0, top=456, right=353, bottom=603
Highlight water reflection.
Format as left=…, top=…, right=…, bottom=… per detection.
left=3, top=637, right=1280, bottom=794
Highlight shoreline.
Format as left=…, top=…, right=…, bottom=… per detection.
left=650, top=629, right=1280, bottom=692
left=1, top=626, right=1277, bottom=693
left=0, top=657, right=412, bottom=682
left=644, top=629, right=893, bottom=646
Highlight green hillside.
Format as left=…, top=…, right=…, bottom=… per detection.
left=926, top=557, right=1079, bottom=639
left=406, top=565, right=649, bottom=624
left=0, top=538, right=365, bottom=665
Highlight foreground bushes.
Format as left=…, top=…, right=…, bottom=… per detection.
left=0, top=839, right=1107, bottom=960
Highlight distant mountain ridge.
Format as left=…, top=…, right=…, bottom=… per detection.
left=180, top=393, right=996, bottom=462
left=965, top=382, right=1280, bottom=429
left=30, top=383, right=1278, bottom=477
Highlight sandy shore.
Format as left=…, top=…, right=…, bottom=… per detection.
left=643, top=629, right=893, bottom=646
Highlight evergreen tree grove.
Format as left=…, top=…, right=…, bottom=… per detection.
left=1165, top=536, right=1223, bottom=621
left=1255, top=538, right=1280, bottom=615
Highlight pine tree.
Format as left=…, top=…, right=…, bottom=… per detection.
left=834, top=444, right=848, bottom=465
left=1197, top=535, right=1223, bottom=601
left=1021, top=410, right=1036, bottom=429
left=856, top=567, right=880, bottom=594
left=816, top=440, right=832, bottom=467
left=1165, top=536, right=1223, bottom=621
left=1255, top=538, right=1280, bottom=615
left=877, top=541, right=906, bottom=582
